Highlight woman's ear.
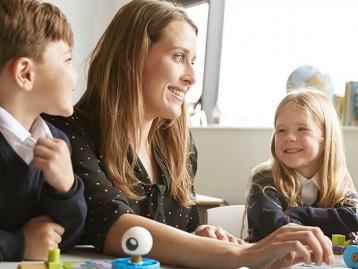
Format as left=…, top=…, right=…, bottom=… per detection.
left=12, top=57, right=34, bottom=92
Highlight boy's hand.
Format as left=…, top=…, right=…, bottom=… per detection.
left=23, top=215, right=64, bottom=261
left=33, top=137, right=74, bottom=193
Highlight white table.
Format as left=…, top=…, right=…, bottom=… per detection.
left=2, top=245, right=349, bottom=269
left=2, top=246, right=115, bottom=269
left=289, top=255, right=347, bottom=268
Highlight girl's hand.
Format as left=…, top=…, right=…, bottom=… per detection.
left=244, top=228, right=255, bottom=242
left=284, top=208, right=290, bottom=216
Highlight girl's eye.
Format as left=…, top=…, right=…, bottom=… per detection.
left=298, top=127, right=308, bottom=131
left=276, top=129, right=285, bottom=134
left=67, top=57, right=73, bottom=63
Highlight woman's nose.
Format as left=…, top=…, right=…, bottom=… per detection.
left=182, top=64, right=196, bottom=86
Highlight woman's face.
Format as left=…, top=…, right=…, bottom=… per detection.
left=274, top=108, right=324, bottom=179
left=142, top=20, right=197, bottom=121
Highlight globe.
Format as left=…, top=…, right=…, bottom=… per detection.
left=286, top=65, right=334, bottom=101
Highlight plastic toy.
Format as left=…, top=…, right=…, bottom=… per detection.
left=344, top=245, right=358, bottom=268
left=349, top=232, right=358, bottom=245
left=17, top=248, right=62, bottom=269
left=332, top=234, right=348, bottom=254
left=112, top=226, right=160, bottom=269
left=332, top=232, right=358, bottom=255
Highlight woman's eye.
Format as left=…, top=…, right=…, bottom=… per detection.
left=175, top=54, right=184, bottom=62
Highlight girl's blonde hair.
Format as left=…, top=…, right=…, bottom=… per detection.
left=243, top=87, right=357, bottom=235
left=271, top=87, right=356, bottom=208
left=75, top=0, right=198, bottom=207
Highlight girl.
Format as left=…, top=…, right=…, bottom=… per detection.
left=245, top=87, right=358, bottom=243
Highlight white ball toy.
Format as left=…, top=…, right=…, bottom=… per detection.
left=121, top=226, right=153, bottom=256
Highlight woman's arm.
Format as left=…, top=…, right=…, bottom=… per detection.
left=104, top=214, right=334, bottom=269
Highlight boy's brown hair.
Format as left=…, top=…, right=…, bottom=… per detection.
left=0, top=0, right=73, bottom=71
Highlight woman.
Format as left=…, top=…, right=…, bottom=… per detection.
left=43, top=1, right=334, bottom=268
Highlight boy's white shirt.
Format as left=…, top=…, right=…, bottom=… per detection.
left=0, top=106, right=52, bottom=164
left=295, top=170, right=320, bottom=206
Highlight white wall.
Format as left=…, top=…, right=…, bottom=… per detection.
left=45, top=1, right=358, bottom=206
left=191, top=127, right=358, bottom=205
left=46, top=0, right=129, bottom=102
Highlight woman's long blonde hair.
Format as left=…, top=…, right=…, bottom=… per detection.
left=76, top=0, right=198, bottom=206
left=243, top=88, right=357, bottom=235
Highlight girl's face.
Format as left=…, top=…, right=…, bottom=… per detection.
left=142, top=20, right=197, bottom=121
left=274, top=107, right=324, bottom=179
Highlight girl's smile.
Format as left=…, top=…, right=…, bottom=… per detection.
left=275, top=108, right=323, bottom=179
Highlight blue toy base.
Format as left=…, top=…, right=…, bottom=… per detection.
left=112, top=258, right=160, bottom=269
left=344, top=245, right=358, bottom=268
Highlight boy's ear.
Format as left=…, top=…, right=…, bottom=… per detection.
left=12, top=57, right=34, bottom=92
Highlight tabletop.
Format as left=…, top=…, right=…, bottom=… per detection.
left=2, top=245, right=350, bottom=269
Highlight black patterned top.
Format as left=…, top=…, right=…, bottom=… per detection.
left=42, top=109, right=200, bottom=252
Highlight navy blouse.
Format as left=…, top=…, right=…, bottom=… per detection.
left=247, top=169, right=358, bottom=242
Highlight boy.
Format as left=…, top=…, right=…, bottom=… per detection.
left=0, top=0, right=87, bottom=262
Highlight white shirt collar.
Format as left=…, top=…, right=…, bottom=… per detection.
left=31, top=116, right=53, bottom=141
left=0, top=106, right=52, bottom=164
left=296, top=171, right=320, bottom=189
left=0, top=106, right=33, bottom=142
left=295, top=170, right=320, bottom=205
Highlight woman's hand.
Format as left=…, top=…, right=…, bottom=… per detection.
left=193, top=224, right=244, bottom=245
left=239, top=223, right=334, bottom=269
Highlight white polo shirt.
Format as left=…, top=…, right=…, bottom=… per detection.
left=0, top=106, right=52, bottom=164
left=296, top=170, right=320, bottom=206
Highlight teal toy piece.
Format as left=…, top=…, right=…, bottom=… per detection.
left=112, top=226, right=160, bottom=269
left=112, top=257, right=160, bottom=269
left=343, top=245, right=358, bottom=268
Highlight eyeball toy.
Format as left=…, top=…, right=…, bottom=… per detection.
left=112, top=226, right=160, bottom=269
left=122, top=226, right=153, bottom=260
